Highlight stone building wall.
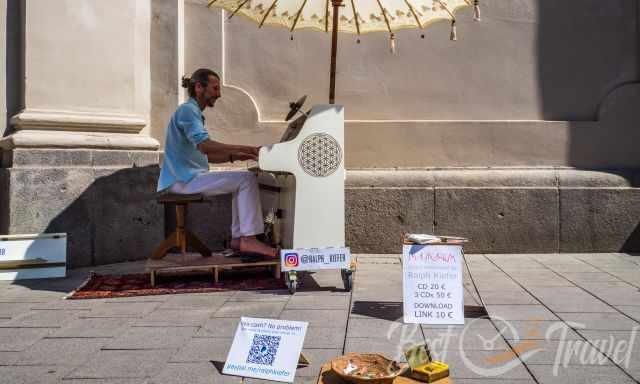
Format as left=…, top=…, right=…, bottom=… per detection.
left=1, top=0, right=640, bottom=267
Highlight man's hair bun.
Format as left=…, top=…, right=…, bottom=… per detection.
left=181, top=76, right=191, bottom=88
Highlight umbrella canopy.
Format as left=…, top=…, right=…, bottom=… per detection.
left=207, top=0, right=480, bottom=102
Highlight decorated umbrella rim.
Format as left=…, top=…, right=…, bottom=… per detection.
left=208, top=0, right=474, bottom=36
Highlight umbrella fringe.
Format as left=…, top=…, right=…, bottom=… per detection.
left=474, top=0, right=481, bottom=21
left=390, top=33, right=396, bottom=54
left=450, top=20, right=457, bottom=41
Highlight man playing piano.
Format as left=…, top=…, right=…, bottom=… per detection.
left=157, top=68, right=277, bottom=258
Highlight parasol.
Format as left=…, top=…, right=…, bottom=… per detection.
left=207, top=0, right=481, bottom=103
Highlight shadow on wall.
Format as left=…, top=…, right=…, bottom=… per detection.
left=37, top=165, right=233, bottom=268
left=1, top=162, right=233, bottom=279
left=537, top=0, right=640, bottom=252
left=38, top=165, right=164, bottom=268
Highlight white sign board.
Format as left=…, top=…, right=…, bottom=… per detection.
left=280, top=247, right=350, bottom=272
left=0, top=233, right=67, bottom=281
left=402, top=244, right=464, bottom=324
left=223, top=317, right=308, bottom=383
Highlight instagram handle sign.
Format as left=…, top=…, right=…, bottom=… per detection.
left=283, top=253, right=299, bottom=268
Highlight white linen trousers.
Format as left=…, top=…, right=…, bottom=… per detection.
left=169, top=171, right=264, bottom=238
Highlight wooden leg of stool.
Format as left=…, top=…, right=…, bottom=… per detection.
left=176, top=204, right=187, bottom=255
left=185, top=230, right=212, bottom=257
left=151, top=232, right=178, bottom=259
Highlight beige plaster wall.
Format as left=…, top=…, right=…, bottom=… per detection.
left=22, top=0, right=151, bottom=126
left=155, top=0, right=640, bottom=168
left=151, top=0, right=180, bottom=147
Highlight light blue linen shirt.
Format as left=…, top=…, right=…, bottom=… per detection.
left=157, top=98, right=210, bottom=192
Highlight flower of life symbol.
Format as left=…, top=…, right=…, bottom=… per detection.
left=297, top=133, right=342, bottom=177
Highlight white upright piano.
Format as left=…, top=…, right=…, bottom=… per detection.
left=258, top=104, right=345, bottom=250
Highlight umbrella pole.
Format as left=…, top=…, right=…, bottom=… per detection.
left=329, top=0, right=342, bottom=104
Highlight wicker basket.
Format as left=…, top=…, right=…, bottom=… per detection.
left=330, top=353, right=404, bottom=384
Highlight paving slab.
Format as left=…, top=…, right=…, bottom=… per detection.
left=280, top=309, right=348, bottom=328
left=485, top=305, right=559, bottom=321
left=560, top=272, right=623, bottom=283
left=12, top=337, right=107, bottom=366
left=477, top=290, right=539, bottom=305
left=577, top=286, right=640, bottom=306
left=422, top=327, right=511, bottom=351
left=227, top=290, right=290, bottom=302
left=51, top=317, right=133, bottom=338
left=0, top=309, right=82, bottom=328
left=576, top=330, right=640, bottom=368
left=545, top=263, right=602, bottom=273
left=285, top=294, right=351, bottom=310
left=29, top=298, right=97, bottom=310
left=616, top=306, right=640, bottom=322
left=80, top=302, right=161, bottom=318
left=304, top=327, right=346, bottom=349
left=0, top=303, right=34, bottom=318
left=103, top=326, right=197, bottom=350
left=65, top=349, right=175, bottom=379
left=133, top=308, right=213, bottom=327
left=525, top=286, right=616, bottom=313
left=61, top=380, right=147, bottom=384
left=494, top=320, right=582, bottom=340
left=512, top=339, right=611, bottom=365
left=347, top=318, right=420, bottom=339
left=295, top=348, right=344, bottom=378
left=214, top=301, right=287, bottom=318
left=528, top=364, right=635, bottom=384
left=147, top=362, right=239, bottom=384
left=0, top=351, right=18, bottom=365
left=169, top=337, right=233, bottom=363
left=429, top=349, right=534, bottom=380
left=196, top=317, right=241, bottom=338
left=512, top=276, right=576, bottom=287
left=157, top=292, right=231, bottom=309
left=0, top=327, right=56, bottom=351
left=555, top=312, right=640, bottom=331
left=0, top=365, right=74, bottom=384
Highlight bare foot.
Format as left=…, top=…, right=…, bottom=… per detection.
left=230, top=238, right=240, bottom=250
left=239, top=236, right=278, bottom=258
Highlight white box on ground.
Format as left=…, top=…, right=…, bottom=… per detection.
left=0, top=233, right=67, bottom=280
left=402, top=244, right=464, bottom=324
left=223, top=317, right=308, bottom=383
left=280, top=247, right=350, bottom=271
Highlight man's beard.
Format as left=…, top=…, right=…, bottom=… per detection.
left=205, top=96, right=215, bottom=107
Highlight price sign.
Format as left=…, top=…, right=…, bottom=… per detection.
left=402, top=244, right=464, bottom=324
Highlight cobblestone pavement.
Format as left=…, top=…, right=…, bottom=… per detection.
left=0, top=253, right=639, bottom=383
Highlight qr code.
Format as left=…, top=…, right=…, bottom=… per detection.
left=246, top=334, right=281, bottom=366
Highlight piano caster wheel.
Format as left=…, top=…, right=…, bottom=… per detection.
left=286, top=271, right=298, bottom=294
left=341, top=269, right=353, bottom=292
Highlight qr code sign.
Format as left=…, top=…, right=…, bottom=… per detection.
left=246, top=334, right=281, bottom=366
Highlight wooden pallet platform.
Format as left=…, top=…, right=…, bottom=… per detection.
left=145, top=252, right=281, bottom=287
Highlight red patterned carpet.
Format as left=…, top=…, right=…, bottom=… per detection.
left=67, top=268, right=287, bottom=299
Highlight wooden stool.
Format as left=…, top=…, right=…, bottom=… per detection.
left=151, top=193, right=212, bottom=259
